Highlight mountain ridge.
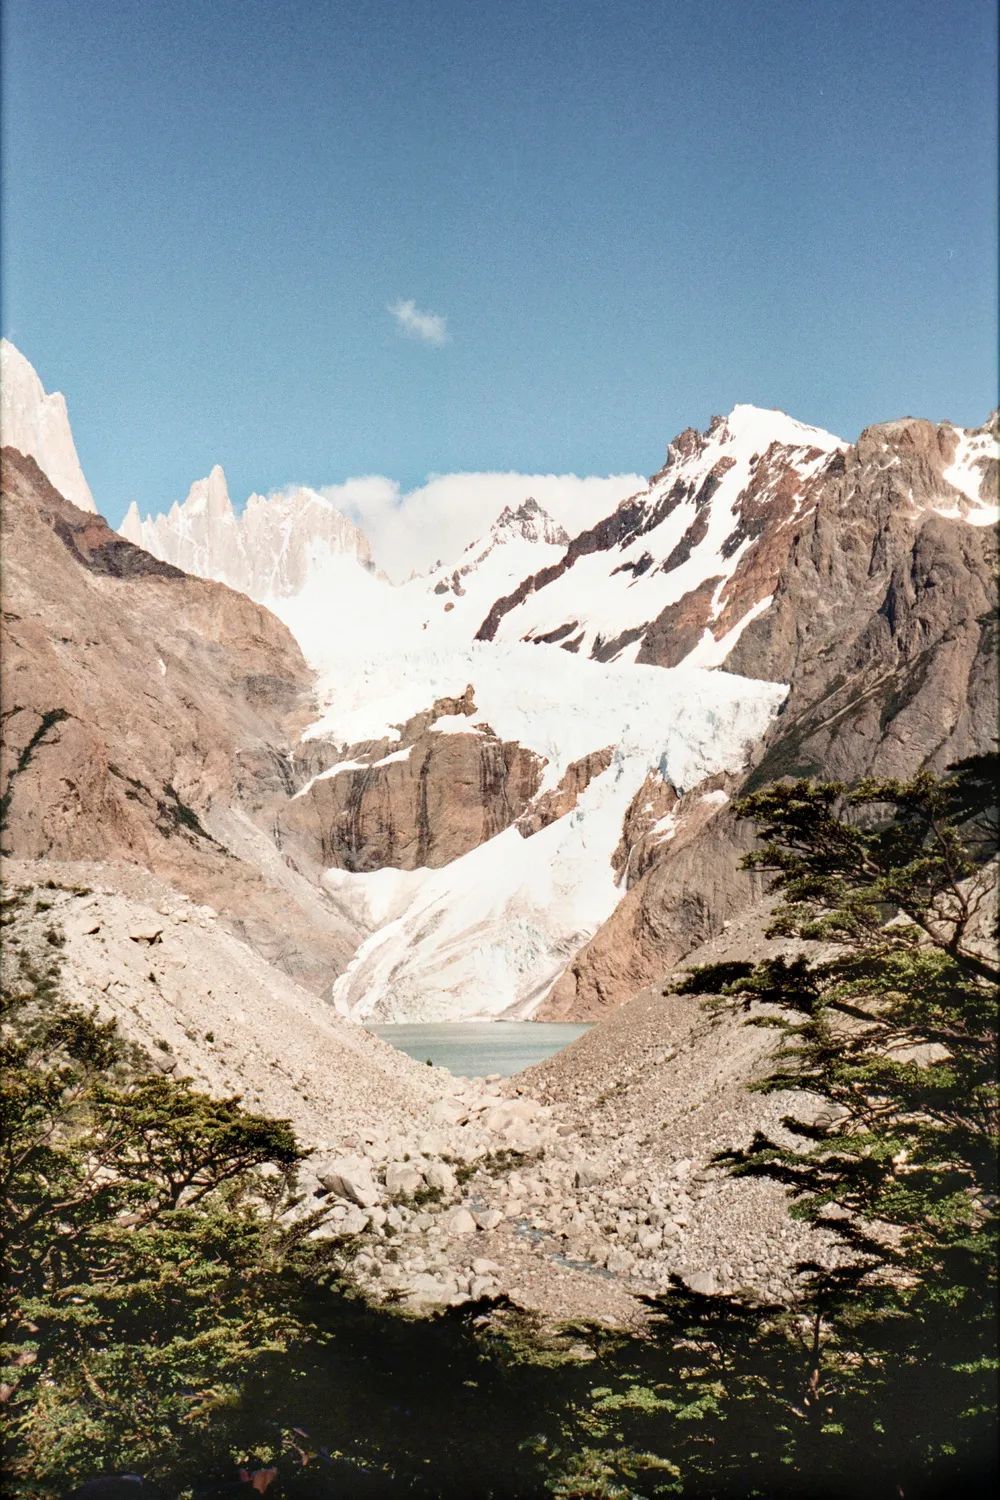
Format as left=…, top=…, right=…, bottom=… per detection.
left=3, top=340, right=996, bottom=1028
left=121, top=465, right=378, bottom=599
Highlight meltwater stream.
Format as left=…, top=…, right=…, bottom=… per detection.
left=369, top=1022, right=590, bottom=1078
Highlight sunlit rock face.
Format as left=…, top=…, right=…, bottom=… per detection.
left=8, top=348, right=994, bottom=1028
left=0, top=445, right=360, bottom=993
left=542, top=412, right=999, bottom=1020
left=120, top=468, right=377, bottom=598
left=0, top=339, right=96, bottom=513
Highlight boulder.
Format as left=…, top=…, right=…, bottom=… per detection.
left=683, top=1270, right=719, bottom=1296
left=399, top=1272, right=451, bottom=1304
left=128, top=922, right=164, bottom=945
left=65, top=913, right=102, bottom=939
left=316, top=1156, right=380, bottom=1208
left=503, top=1121, right=542, bottom=1154
left=339, top=1206, right=369, bottom=1236
left=423, top=1161, right=457, bottom=1194
left=442, top=1207, right=477, bottom=1237
left=428, top=1099, right=465, bottom=1127
left=573, top=1160, right=604, bottom=1189
left=503, top=1096, right=543, bottom=1122
left=385, top=1162, right=425, bottom=1197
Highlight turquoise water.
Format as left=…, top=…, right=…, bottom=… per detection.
left=369, top=1021, right=591, bottom=1078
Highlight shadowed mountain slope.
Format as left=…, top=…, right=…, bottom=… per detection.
left=0, top=447, right=361, bottom=989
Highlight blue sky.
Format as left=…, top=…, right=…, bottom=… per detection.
left=2, top=0, right=996, bottom=528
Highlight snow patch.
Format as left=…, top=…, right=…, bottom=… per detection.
left=940, top=428, right=999, bottom=525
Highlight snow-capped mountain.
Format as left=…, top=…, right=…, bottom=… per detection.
left=123, top=477, right=571, bottom=646
left=477, top=404, right=998, bottom=669
left=261, top=479, right=787, bottom=1019
left=0, top=339, right=96, bottom=512
left=4, top=341, right=994, bottom=1027
left=401, top=497, right=570, bottom=639
left=477, top=405, right=845, bottom=665
left=121, top=468, right=376, bottom=597
left=103, top=394, right=998, bottom=1024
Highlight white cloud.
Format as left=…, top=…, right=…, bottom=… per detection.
left=316, top=470, right=645, bottom=580
left=388, top=298, right=448, bottom=345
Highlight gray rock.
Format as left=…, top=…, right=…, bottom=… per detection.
left=428, top=1099, right=464, bottom=1127
left=503, top=1121, right=542, bottom=1153
left=316, top=1156, right=380, bottom=1208
left=423, top=1161, right=457, bottom=1194
left=442, top=1207, right=477, bottom=1237
left=339, top=1206, right=369, bottom=1236
left=128, top=922, right=163, bottom=945
left=573, top=1160, right=604, bottom=1189
left=683, top=1270, right=719, bottom=1296
left=385, top=1162, right=424, bottom=1197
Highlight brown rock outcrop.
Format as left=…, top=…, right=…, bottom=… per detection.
left=279, top=721, right=544, bottom=873
left=635, top=577, right=724, bottom=667
left=727, top=420, right=998, bottom=782
left=0, top=448, right=360, bottom=989
left=516, top=746, right=614, bottom=837
left=542, top=416, right=998, bottom=1019
left=610, top=771, right=680, bottom=881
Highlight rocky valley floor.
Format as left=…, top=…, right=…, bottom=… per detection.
left=3, top=861, right=844, bottom=1330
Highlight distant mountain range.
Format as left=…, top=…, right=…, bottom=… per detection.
left=2, top=338, right=996, bottom=1024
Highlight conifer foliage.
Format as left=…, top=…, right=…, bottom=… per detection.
left=0, top=888, right=322, bottom=1492
left=674, top=753, right=999, bottom=1493
left=1, top=753, right=995, bottom=1498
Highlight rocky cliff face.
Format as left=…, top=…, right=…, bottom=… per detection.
left=539, top=414, right=998, bottom=1018
left=121, top=466, right=377, bottom=598
left=0, top=447, right=361, bottom=989
left=476, top=406, right=845, bottom=665
left=0, top=340, right=96, bottom=513
left=729, top=415, right=998, bottom=781
left=279, top=689, right=545, bottom=874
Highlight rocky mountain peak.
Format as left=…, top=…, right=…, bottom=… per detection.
left=119, top=474, right=375, bottom=600
left=712, top=402, right=843, bottom=455
left=0, top=339, right=96, bottom=513
left=487, top=497, right=569, bottom=547
left=658, top=404, right=842, bottom=482
left=477, top=405, right=846, bottom=664
left=183, top=464, right=234, bottom=520
left=851, top=413, right=998, bottom=525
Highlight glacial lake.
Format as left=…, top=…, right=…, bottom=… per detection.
left=370, top=1022, right=591, bottom=1078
